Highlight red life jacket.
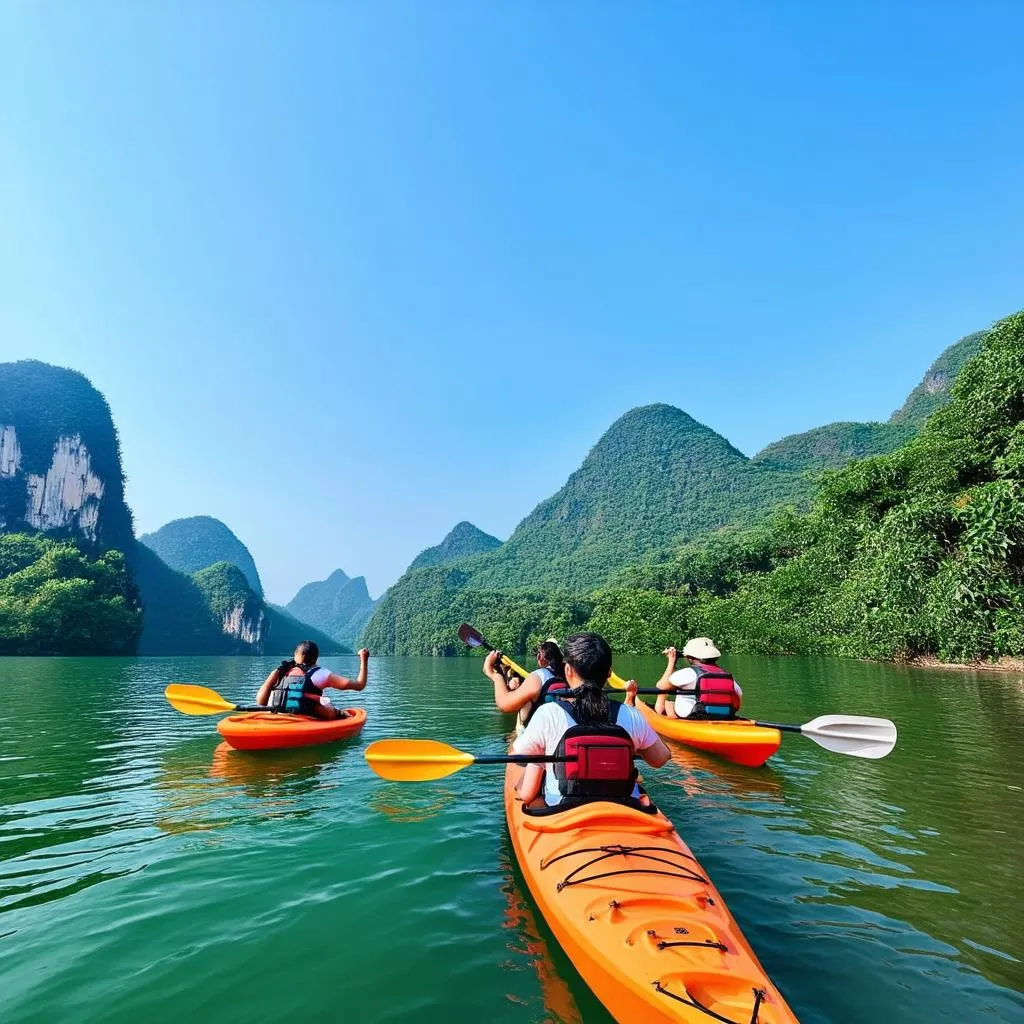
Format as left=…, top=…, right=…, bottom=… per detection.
left=552, top=700, right=637, bottom=800
left=691, top=662, right=741, bottom=718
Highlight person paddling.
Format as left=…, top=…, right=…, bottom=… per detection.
left=256, top=641, right=369, bottom=720
left=511, top=632, right=670, bottom=809
left=654, top=637, right=742, bottom=720
left=483, top=639, right=569, bottom=732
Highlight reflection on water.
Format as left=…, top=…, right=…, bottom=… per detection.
left=0, top=654, right=1022, bottom=1024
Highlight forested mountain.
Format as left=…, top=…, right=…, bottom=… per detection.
left=0, top=360, right=134, bottom=552
left=284, top=569, right=376, bottom=645
left=752, top=329, right=986, bottom=473
left=365, top=317, right=1013, bottom=657
left=592, top=310, right=1024, bottom=663
left=140, top=516, right=264, bottom=595
left=408, top=522, right=502, bottom=571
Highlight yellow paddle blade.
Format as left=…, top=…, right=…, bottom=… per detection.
left=164, top=684, right=238, bottom=716
left=501, top=654, right=531, bottom=680
left=608, top=670, right=628, bottom=690
left=364, top=739, right=475, bottom=782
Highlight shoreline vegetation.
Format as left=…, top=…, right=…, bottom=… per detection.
left=2, top=312, right=1021, bottom=663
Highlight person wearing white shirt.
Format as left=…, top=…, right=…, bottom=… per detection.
left=654, top=637, right=743, bottom=720
left=510, top=633, right=670, bottom=807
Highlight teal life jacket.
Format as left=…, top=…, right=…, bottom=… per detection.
left=269, top=665, right=321, bottom=715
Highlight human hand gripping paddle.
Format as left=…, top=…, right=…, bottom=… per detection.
left=605, top=660, right=897, bottom=760
left=164, top=683, right=266, bottom=716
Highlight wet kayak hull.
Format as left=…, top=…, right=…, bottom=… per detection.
left=216, top=708, right=367, bottom=751
left=504, top=764, right=797, bottom=1023
left=637, top=700, right=781, bottom=767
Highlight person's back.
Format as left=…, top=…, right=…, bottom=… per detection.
left=654, top=638, right=742, bottom=719
left=512, top=633, right=669, bottom=808
left=256, top=640, right=370, bottom=720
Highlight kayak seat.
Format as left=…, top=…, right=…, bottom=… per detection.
left=523, top=791, right=658, bottom=818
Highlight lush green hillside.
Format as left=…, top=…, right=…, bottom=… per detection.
left=140, top=516, right=264, bottom=595
left=751, top=422, right=917, bottom=472
left=365, top=317, right=1011, bottom=658
left=0, top=534, right=141, bottom=655
left=364, top=405, right=809, bottom=652
left=408, top=522, right=502, bottom=571
left=752, top=330, right=984, bottom=473
left=593, top=310, right=1024, bottom=662
left=284, top=569, right=376, bottom=645
left=133, top=543, right=241, bottom=655
left=889, top=331, right=987, bottom=425
left=0, top=360, right=134, bottom=552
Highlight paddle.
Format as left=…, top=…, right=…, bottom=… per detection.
left=457, top=623, right=530, bottom=680
left=365, top=738, right=575, bottom=782
left=751, top=715, right=897, bottom=759
left=614, top=691, right=898, bottom=760
left=165, top=683, right=266, bottom=717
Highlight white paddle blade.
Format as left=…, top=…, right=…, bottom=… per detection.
left=802, top=715, right=897, bottom=759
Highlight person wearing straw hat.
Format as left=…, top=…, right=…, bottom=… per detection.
left=654, top=637, right=743, bottom=720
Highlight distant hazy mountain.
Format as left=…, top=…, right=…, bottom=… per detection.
left=285, top=569, right=377, bottom=645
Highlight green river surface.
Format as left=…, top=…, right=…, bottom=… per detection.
left=1, top=654, right=1021, bottom=1023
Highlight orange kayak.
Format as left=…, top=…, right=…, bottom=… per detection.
left=216, top=707, right=367, bottom=751
left=505, top=764, right=798, bottom=1023
left=637, top=701, right=781, bottom=767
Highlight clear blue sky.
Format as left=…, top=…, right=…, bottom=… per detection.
left=3, top=3, right=1022, bottom=602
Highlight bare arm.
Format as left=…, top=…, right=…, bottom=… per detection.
left=654, top=647, right=678, bottom=715
left=325, top=649, right=370, bottom=691
left=516, top=764, right=545, bottom=802
left=640, top=737, right=671, bottom=769
left=256, top=668, right=279, bottom=706
left=484, top=652, right=542, bottom=713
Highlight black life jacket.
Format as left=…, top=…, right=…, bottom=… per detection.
left=552, top=700, right=637, bottom=800
left=522, top=672, right=571, bottom=727
left=690, top=661, right=741, bottom=719
left=268, top=664, right=321, bottom=715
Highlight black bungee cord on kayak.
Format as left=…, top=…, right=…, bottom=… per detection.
left=543, top=844, right=767, bottom=1024
left=542, top=843, right=707, bottom=891
left=654, top=982, right=766, bottom=1024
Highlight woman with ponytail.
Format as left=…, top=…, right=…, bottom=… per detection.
left=256, top=641, right=370, bottom=720
left=510, top=633, right=670, bottom=808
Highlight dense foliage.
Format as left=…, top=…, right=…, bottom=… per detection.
left=285, top=569, right=376, bottom=645
left=408, top=521, right=502, bottom=571
left=751, top=422, right=916, bottom=472
left=366, top=314, right=1021, bottom=663
left=594, top=311, right=1024, bottom=661
left=139, top=516, right=264, bottom=595
left=0, top=360, right=135, bottom=552
left=0, top=534, right=141, bottom=655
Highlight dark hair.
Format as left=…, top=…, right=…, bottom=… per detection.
left=295, top=640, right=319, bottom=666
left=562, top=632, right=612, bottom=727
left=536, top=640, right=565, bottom=679
left=269, top=640, right=320, bottom=688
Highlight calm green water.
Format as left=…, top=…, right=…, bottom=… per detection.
left=1, top=654, right=1021, bottom=1022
